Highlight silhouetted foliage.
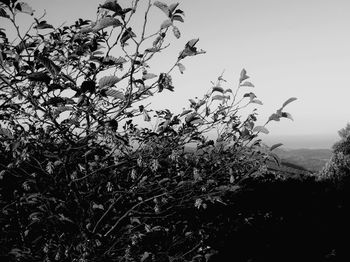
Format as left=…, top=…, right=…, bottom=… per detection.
left=7, top=1, right=350, bottom=262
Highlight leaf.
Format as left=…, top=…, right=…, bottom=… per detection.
left=240, top=81, right=254, bottom=87
left=212, top=95, right=229, bottom=101
left=145, top=47, right=160, bottom=53
left=160, top=19, right=172, bottom=29
left=28, top=72, right=51, bottom=84
left=120, top=27, right=136, bottom=46
left=0, top=74, right=10, bottom=87
left=157, top=73, right=174, bottom=92
left=190, top=118, right=204, bottom=125
left=212, top=86, right=224, bottom=93
left=54, top=106, right=72, bottom=116
left=92, top=203, right=104, bottom=210
left=187, top=38, right=199, bottom=48
left=0, top=127, right=13, bottom=139
left=15, top=2, right=34, bottom=15
left=270, top=152, right=281, bottom=166
left=281, top=112, right=294, bottom=121
left=0, top=7, right=10, bottom=18
left=99, top=75, right=120, bottom=88
left=185, top=112, right=197, bottom=123
left=105, top=89, right=125, bottom=100
left=268, top=113, right=281, bottom=122
left=250, top=99, right=263, bottom=105
left=46, top=162, right=54, bottom=174
left=81, top=80, right=96, bottom=93
left=42, top=97, right=66, bottom=107
left=142, top=72, right=157, bottom=80
left=177, top=63, right=185, bottom=74
left=92, top=17, right=122, bottom=32
left=172, top=14, right=184, bottom=23
left=141, top=252, right=151, bottom=262
left=178, top=38, right=201, bottom=59
left=113, top=56, right=127, bottom=65
left=169, top=3, right=179, bottom=13
left=174, top=9, right=185, bottom=15
left=270, top=143, right=283, bottom=151
left=253, top=126, right=269, bottom=134
left=224, top=88, right=232, bottom=93
left=282, top=97, right=297, bottom=108
left=239, top=68, right=249, bottom=83
left=143, top=110, right=151, bottom=122
left=172, top=25, right=181, bottom=38
left=58, top=214, right=74, bottom=223
left=180, top=109, right=192, bottom=117
left=244, top=92, right=256, bottom=99
left=154, top=1, right=170, bottom=16
left=34, top=20, right=54, bottom=30
left=37, top=55, right=60, bottom=76
left=100, top=0, right=123, bottom=13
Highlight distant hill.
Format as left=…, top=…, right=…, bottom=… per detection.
left=272, top=148, right=333, bottom=173
left=262, top=134, right=337, bottom=149
left=184, top=144, right=333, bottom=173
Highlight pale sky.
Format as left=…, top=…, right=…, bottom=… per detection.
left=13, top=0, right=350, bottom=146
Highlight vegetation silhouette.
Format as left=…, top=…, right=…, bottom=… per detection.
left=1, top=1, right=349, bottom=261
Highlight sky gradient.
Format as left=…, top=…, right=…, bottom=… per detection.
left=16, top=0, right=350, bottom=147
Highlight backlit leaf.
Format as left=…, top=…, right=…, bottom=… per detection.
left=169, top=3, right=179, bottom=13
left=240, top=81, right=254, bottom=87
left=172, top=25, right=181, bottom=38
left=253, top=125, right=269, bottom=134
left=142, top=73, right=157, bottom=80
left=105, top=89, right=125, bottom=100
left=92, top=17, right=122, bottom=32
left=250, top=99, right=263, bottom=105
left=177, top=63, right=185, bottom=74
left=180, top=109, right=192, bottom=117
left=185, top=112, right=197, bottom=123
left=270, top=143, right=283, bottom=151
left=15, top=2, right=34, bottom=15
left=187, top=38, right=199, bottom=48
left=99, top=75, right=120, bottom=88
left=239, top=68, right=249, bottom=83
left=268, top=113, right=281, bottom=122
left=190, top=118, right=204, bottom=125
left=212, top=95, right=229, bottom=101
left=281, top=112, right=294, bottom=121
left=282, top=97, right=297, bottom=108
left=154, top=1, right=170, bottom=16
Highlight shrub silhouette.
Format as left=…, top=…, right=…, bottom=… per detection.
left=8, top=1, right=350, bottom=262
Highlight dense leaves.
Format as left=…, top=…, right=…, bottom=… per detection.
left=1, top=1, right=335, bottom=262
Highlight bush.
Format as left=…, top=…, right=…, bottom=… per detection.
left=319, top=123, right=350, bottom=181
left=0, top=1, right=297, bottom=261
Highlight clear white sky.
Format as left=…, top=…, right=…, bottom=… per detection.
left=16, top=0, right=350, bottom=146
